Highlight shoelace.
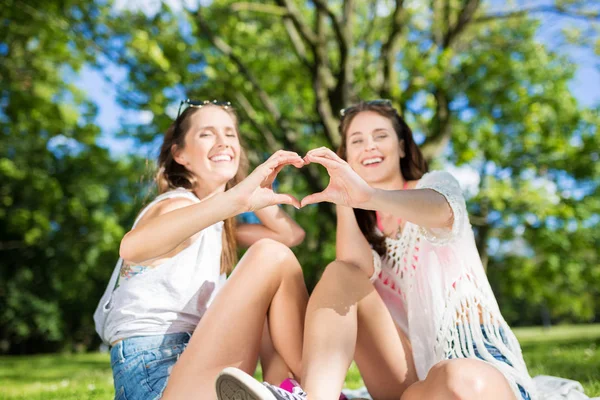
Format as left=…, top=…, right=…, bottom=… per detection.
left=292, top=387, right=307, bottom=396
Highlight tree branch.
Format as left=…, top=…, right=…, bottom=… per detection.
left=229, top=2, right=287, bottom=16
left=443, top=0, right=481, bottom=48
left=193, top=8, right=333, bottom=214
left=230, top=1, right=316, bottom=70
left=421, top=89, right=452, bottom=161
left=281, top=18, right=311, bottom=68
left=233, top=92, right=280, bottom=151
left=474, top=5, right=600, bottom=23
left=423, top=0, right=481, bottom=160
left=275, top=0, right=336, bottom=92
left=274, top=0, right=318, bottom=47
left=313, top=0, right=348, bottom=54
left=342, top=0, right=353, bottom=24
left=313, top=8, right=339, bottom=147
left=333, top=0, right=355, bottom=107
left=310, top=0, right=354, bottom=109
left=380, top=0, right=406, bottom=100
left=357, top=0, right=379, bottom=94
left=431, top=0, right=444, bottom=46
left=195, top=8, right=284, bottom=126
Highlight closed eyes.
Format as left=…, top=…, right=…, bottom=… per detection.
left=198, top=128, right=237, bottom=138
left=350, top=133, right=388, bottom=144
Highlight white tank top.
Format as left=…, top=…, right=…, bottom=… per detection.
left=93, top=188, right=226, bottom=344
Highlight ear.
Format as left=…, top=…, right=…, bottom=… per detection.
left=399, top=139, right=406, bottom=158
left=171, top=144, right=188, bottom=166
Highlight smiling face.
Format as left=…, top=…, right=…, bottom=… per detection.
left=343, top=111, right=405, bottom=186
left=172, top=105, right=241, bottom=193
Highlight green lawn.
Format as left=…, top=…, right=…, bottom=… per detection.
left=1, top=324, right=599, bottom=400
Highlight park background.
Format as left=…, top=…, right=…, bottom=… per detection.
left=1, top=0, right=599, bottom=398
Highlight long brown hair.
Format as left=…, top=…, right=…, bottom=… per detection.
left=156, top=105, right=248, bottom=274
left=337, top=101, right=428, bottom=256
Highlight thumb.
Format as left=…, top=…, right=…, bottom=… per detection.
left=273, top=193, right=301, bottom=209
left=300, top=191, right=330, bottom=208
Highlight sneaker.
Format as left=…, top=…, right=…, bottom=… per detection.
left=216, top=367, right=306, bottom=400
left=279, top=378, right=347, bottom=400
left=279, top=378, right=301, bottom=394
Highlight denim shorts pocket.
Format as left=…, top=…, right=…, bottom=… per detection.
left=113, top=354, right=144, bottom=386
left=141, top=344, right=186, bottom=393
left=112, top=355, right=154, bottom=400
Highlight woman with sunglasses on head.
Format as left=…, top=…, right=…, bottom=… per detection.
left=218, top=100, right=536, bottom=400
left=95, top=100, right=311, bottom=400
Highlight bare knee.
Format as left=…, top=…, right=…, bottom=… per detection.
left=247, top=238, right=294, bottom=263
left=400, top=381, right=425, bottom=400
left=428, top=360, right=488, bottom=400
left=245, top=238, right=301, bottom=276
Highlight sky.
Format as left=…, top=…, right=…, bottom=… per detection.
left=76, top=0, right=600, bottom=192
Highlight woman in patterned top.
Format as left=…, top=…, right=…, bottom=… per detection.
left=217, top=100, right=536, bottom=400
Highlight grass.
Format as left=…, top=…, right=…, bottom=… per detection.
left=1, top=324, right=599, bottom=399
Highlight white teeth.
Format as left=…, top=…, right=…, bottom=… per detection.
left=362, top=157, right=383, bottom=165
left=210, top=155, right=232, bottom=162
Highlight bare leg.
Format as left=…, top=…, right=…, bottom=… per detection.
left=354, top=294, right=418, bottom=400
left=162, top=239, right=308, bottom=400
left=400, top=359, right=518, bottom=400
left=302, top=261, right=417, bottom=400
left=260, top=319, right=294, bottom=385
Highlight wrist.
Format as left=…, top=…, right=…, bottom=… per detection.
left=357, top=186, right=378, bottom=210
left=222, top=187, right=250, bottom=215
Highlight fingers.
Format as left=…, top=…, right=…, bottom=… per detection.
left=305, top=147, right=344, bottom=162
left=266, top=151, right=304, bottom=170
left=300, top=191, right=330, bottom=208
left=303, top=154, right=338, bottom=170
left=270, top=150, right=304, bottom=163
left=271, top=156, right=303, bottom=178
left=268, top=150, right=301, bottom=160
left=273, top=193, right=301, bottom=209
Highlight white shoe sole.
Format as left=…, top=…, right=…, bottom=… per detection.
left=215, top=367, right=277, bottom=400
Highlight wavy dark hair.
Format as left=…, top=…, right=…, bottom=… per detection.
left=337, top=101, right=428, bottom=256
left=156, top=105, right=248, bottom=274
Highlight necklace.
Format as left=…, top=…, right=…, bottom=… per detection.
left=376, top=181, right=409, bottom=239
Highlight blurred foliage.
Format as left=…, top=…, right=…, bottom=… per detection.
left=0, top=0, right=598, bottom=353
left=0, top=0, right=148, bottom=353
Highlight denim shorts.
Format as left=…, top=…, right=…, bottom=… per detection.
left=447, top=327, right=531, bottom=400
left=110, top=332, right=192, bottom=400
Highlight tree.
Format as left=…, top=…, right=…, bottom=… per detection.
left=0, top=0, right=146, bottom=353
left=105, top=0, right=599, bottom=324
left=2, top=0, right=598, bottom=353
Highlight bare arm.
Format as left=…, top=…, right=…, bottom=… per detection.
left=120, top=191, right=242, bottom=264
left=236, top=205, right=305, bottom=248
left=302, top=147, right=454, bottom=230
left=363, top=188, right=454, bottom=230
left=335, top=205, right=374, bottom=277
left=121, top=150, right=305, bottom=264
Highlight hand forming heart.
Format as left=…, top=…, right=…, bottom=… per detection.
left=231, top=148, right=374, bottom=212
left=300, top=147, right=374, bottom=209
left=232, top=150, right=304, bottom=212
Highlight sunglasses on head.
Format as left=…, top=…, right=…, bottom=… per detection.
left=340, top=99, right=393, bottom=117
left=176, top=99, right=233, bottom=119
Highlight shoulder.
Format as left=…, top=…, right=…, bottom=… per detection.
left=416, top=170, right=460, bottom=189
left=136, top=190, right=198, bottom=228
left=152, top=197, right=196, bottom=215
